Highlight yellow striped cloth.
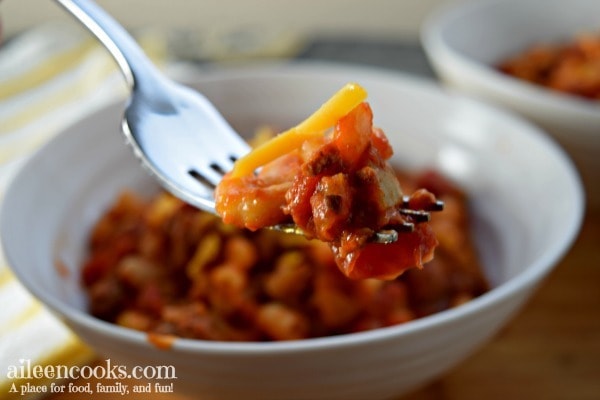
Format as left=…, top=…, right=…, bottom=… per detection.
left=0, top=22, right=166, bottom=398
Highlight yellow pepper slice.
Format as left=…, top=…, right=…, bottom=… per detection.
left=229, top=82, right=368, bottom=178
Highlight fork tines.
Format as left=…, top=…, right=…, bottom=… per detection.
left=373, top=196, right=445, bottom=242
left=400, top=195, right=445, bottom=212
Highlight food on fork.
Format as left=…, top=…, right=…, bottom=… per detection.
left=215, top=83, right=440, bottom=280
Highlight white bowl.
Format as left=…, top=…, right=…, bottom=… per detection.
left=421, top=0, right=600, bottom=206
left=0, top=63, right=584, bottom=400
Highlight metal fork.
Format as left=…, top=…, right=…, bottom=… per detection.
left=55, top=0, right=249, bottom=212
left=55, top=0, right=440, bottom=244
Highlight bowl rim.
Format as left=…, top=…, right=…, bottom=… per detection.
left=420, top=0, right=600, bottom=121
left=0, top=61, right=585, bottom=355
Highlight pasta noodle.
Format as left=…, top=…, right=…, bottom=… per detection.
left=230, top=83, right=367, bottom=178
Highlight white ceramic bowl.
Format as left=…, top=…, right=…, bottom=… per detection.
left=421, top=0, right=600, bottom=206
left=0, top=63, right=584, bottom=400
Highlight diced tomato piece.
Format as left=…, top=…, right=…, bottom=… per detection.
left=333, top=102, right=373, bottom=166
left=338, top=224, right=438, bottom=280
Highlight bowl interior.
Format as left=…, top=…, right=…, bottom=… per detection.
left=0, top=63, right=584, bottom=344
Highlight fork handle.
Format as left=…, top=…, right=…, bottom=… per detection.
left=54, top=0, right=162, bottom=91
